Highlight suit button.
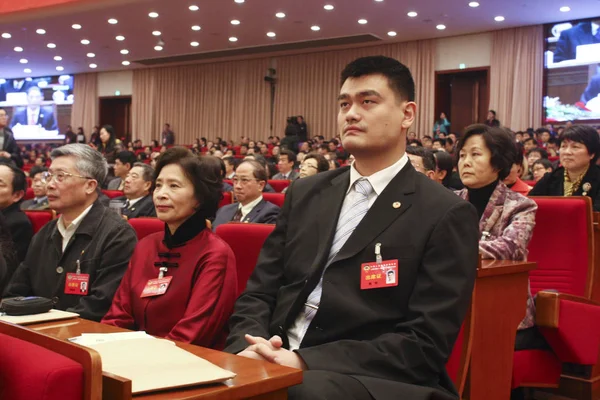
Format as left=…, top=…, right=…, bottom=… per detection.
left=56, top=266, right=64, bottom=274
left=52, top=297, right=59, bottom=304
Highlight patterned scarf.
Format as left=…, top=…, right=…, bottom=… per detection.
left=564, top=166, right=589, bottom=196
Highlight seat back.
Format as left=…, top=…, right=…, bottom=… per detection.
left=215, top=223, right=275, bottom=295
left=528, top=197, right=593, bottom=297
left=101, top=190, right=123, bottom=199
left=262, top=193, right=286, bottom=208
left=0, top=321, right=102, bottom=400
left=446, top=301, right=474, bottom=397
left=24, top=209, right=56, bottom=234
left=219, top=191, right=233, bottom=209
left=24, top=188, right=34, bottom=200
left=128, top=217, right=164, bottom=240
left=268, top=179, right=291, bottom=193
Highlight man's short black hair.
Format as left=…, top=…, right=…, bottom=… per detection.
left=523, top=137, right=536, bottom=145
left=559, top=125, right=600, bottom=163
left=406, top=146, right=436, bottom=172
left=528, top=147, right=548, bottom=159
left=115, top=151, right=137, bottom=168
left=279, top=149, right=296, bottom=163
left=340, top=56, right=415, bottom=102
left=222, top=156, right=238, bottom=169
left=536, top=128, right=551, bottom=136
left=29, top=166, right=48, bottom=180
left=489, top=110, right=497, bottom=117
left=0, top=159, right=26, bottom=195
left=433, top=150, right=454, bottom=187
left=533, top=158, right=554, bottom=171
left=433, top=138, right=446, bottom=146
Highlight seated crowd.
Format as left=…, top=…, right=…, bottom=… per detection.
left=0, top=55, right=599, bottom=399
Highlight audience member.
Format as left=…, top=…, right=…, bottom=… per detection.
left=422, top=135, right=433, bottom=149
left=115, top=163, right=156, bottom=219
left=433, top=150, right=463, bottom=190
left=162, top=123, right=175, bottom=145
left=432, top=138, right=446, bottom=151
left=64, top=125, right=77, bottom=144
left=503, top=143, right=532, bottom=196
left=213, top=160, right=280, bottom=230
left=244, top=154, right=276, bottom=192
left=107, top=151, right=136, bottom=190
left=433, top=112, right=451, bottom=135
left=522, top=137, right=537, bottom=152
left=273, top=150, right=299, bottom=180
left=21, top=166, right=49, bottom=210
left=98, top=125, right=118, bottom=164
left=0, top=215, right=17, bottom=292
left=532, top=159, right=554, bottom=182
left=0, top=108, right=23, bottom=167
left=103, top=149, right=236, bottom=348
left=485, top=110, right=500, bottom=127
left=406, top=146, right=436, bottom=180
left=223, top=156, right=237, bottom=179
left=536, top=128, right=552, bottom=148
left=297, top=116, right=308, bottom=142
left=225, top=55, right=479, bottom=400
left=282, top=153, right=329, bottom=194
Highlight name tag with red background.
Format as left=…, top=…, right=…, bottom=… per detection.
left=141, top=277, right=173, bottom=298
left=65, top=273, right=90, bottom=295
left=360, top=260, right=399, bottom=290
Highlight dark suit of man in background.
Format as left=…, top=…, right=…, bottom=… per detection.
left=114, top=163, right=156, bottom=219
left=162, top=123, right=175, bottom=145
left=225, top=56, right=480, bottom=400
left=554, top=21, right=600, bottom=63
left=0, top=109, right=22, bottom=168
left=9, top=86, right=58, bottom=131
left=581, top=74, right=600, bottom=104
left=0, top=79, right=33, bottom=102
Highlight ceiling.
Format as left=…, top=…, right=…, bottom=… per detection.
left=0, top=0, right=598, bottom=79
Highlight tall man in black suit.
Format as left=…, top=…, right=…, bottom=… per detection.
left=115, top=163, right=156, bottom=219
left=554, top=20, right=600, bottom=63
left=225, top=56, right=480, bottom=400
left=9, top=86, right=58, bottom=132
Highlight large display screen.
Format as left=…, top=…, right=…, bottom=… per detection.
left=0, top=75, right=73, bottom=140
left=544, top=17, right=600, bottom=122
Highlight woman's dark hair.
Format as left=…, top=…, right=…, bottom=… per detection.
left=527, top=147, right=548, bottom=160
left=154, top=147, right=223, bottom=218
left=433, top=150, right=454, bottom=187
left=514, top=142, right=525, bottom=166
left=151, top=139, right=159, bottom=148
left=559, top=125, right=600, bottom=163
left=455, top=124, right=517, bottom=180
left=303, top=152, right=330, bottom=173
left=77, top=127, right=84, bottom=134
left=100, top=125, right=116, bottom=151
left=533, top=158, right=554, bottom=171
left=406, top=146, right=436, bottom=172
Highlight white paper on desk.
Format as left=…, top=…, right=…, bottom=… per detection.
left=87, top=337, right=236, bottom=394
left=69, top=331, right=156, bottom=346
left=0, top=309, right=79, bottom=325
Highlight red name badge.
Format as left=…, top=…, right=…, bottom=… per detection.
left=360, top=260, right=399, bottom=290
left=65, top=273, right=90, bottom=295
left=141, top=277, right=173, bottom=298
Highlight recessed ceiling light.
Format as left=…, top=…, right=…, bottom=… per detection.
left=19, top=59, right=27, bottom=64
left=387, top=31, right=397, bottom=36
left=108, top=18, right=118, bottom=24
left=375, top=0, right=384, bottom=2
left=494, top=15, right=505, bottom=21
left=148, top=12, right=159, bottom=18
left=407, top=11, right=418, bottom=17
left=1, top=33, right=11, bottom=39
left=229, top=36, right=238, bottom=42
left=189, top=5, right=199, bottom=11
left=122, top=61, right=130, bottom=66
left=469, top=1, right=480, bottom=7
left=116, top=35, right=125, bottom=41
left=191, top=25, right=201, bottom=31
left=120, top=49, right=129, bottom=54
left=311, top=25, right=321, bottom=31
left=154, top=45, right=163, bottom=51
left=152, top=30, right=161, bottom=36
left=234, top=0, right=244, bottom=3
left=54, top=56, right=62, bottom=61
left=560, top=6, right=571, bottom=12
left=47, top=43, right=56, bottom=48
left=36, top=29, right=46, bottom=35
left=190, top=41, right=200, bottom=46
left=276, top=12, right=286, bottom=18
left=358, top=19, right=368, bottom=24
left=89, top=63, right=97, bottom=69
left=87, top=52, right=95, bottom=58
left=436, top=24, right=446, bottom=30
left=14, top=47, right=23, bottom=52
left=24, top=68, right=31, bottom=74
left=72, top=24, right=82, bottom=30
left=231, top=19, right=240, bottom=25
left=56, top=66, right=64, bottom=71
left=324, top=4, right=334, bottom=10
left=81, top=39, right=90, bottom=45
left=267, top=31, right=276, bottom=37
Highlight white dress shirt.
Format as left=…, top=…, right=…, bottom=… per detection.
left=126, top=196, right=145, bottom=209
left=238, top=195, right=263, bottom=221
left=57, top=203, right=94, bottom=252
left=27, top=108, right=40, bottom=126
left=287, top=153, right=409, bottom=350
left=592, top=22, right=599, bottom=37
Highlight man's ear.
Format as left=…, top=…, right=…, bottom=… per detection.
left=85, top=179, right=98, bottom=195
left=11, top=190, right=24, bottom=204
left=401, top=102, right=417, bottom=130
left=143, top=180, right=152, bottom=193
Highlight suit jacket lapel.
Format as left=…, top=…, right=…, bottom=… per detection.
left=244, top=199, right=265, bottom=222
left=479, top=182, right=507, bottom=234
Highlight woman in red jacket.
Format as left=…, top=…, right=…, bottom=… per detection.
left=102, top=148, right=237, bottom=349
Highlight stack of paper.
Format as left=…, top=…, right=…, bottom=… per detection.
left=0, top=309, right=79, bottom=325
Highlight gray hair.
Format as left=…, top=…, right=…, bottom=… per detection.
left=133, top=162, right=154, bottom=182
left=50, top=144, right=108, bottom=184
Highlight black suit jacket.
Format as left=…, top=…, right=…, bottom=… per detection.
left=115, top=195, right=156, bottom=219
left=581, top=75, right=600, bottom=104
left=212, top=199, right=280, bottom=231
left=10, top=106, right=58, bottom=131
left=554, top=22, right=600, bottom=63
left=529, top=165, right=600, bottom=211
left=1, top=202, right=33, bottom=272
left=1, top=128, right=23, bottom=167
left=225, top=163, right=480, bottom=400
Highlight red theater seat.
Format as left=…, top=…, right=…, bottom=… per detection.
left=24, top=188, right=34, bottom=200
left=25, top=210, right=56, bottom=234
left=267, top=180, right=291, bottom=193
left=128, top=217, right=164, bottom=240
left=215, top=223, right=275, bottom=295
left=101, top=190, right=123, bottom=199
left=262, top=193, right=285, bottom=208
left=445, top=301, right=473, bottom=398
left=219, top=191, right=233, bottom=209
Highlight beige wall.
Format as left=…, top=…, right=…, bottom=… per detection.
left=435, top=33, right=492, bottom=71
left=97, top=70, right=133, bottom=97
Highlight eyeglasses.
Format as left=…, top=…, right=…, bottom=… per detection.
left=232, top=177, right=260, bottom=185
left=300, top=163, right=318, bottom=170
left=42, top=171, right=93, bottom=184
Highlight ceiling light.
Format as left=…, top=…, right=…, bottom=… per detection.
left=14, top=47, right=23, bottom=52
left=231, top=19, right=240, bottom=25
left=276, top=12, right=286, bottom=18
left=116, top=35, right=125, bottom=41
left=1, top=33, right=11, bottom=39
left=311, top=25, right=321, bottom=31
left=191, top=41, right=200, bottom=46
left=81, top=39, right=90, bottom=45
left=387, top=31, right=397, bottom=37
left=154, top=45, right=163, bottom=51
left=89, top=63, right=97, bottom=69
left=47, top=43, right=56, bottom=48
left=407, top=11, right=418, bottom=17
left=229, top=36, right=238, bottom=42
left=19, top=59, right=28, bottom=64
left=72, top=24, right=82, bottom=30
left=358, top=19, right=368, bottom=24
left=54, top=56, right=62, bottom=61
left=149, top=12, right=159, bottom=18
left=469, top=1, right=480, bottom=7
left=494, top=15, right=505, bottom=21
left=324, top=4, right=334, bottom=10
left=267, top=31, right=276, bottom=37
left=56, top=66, right=64, bottom=71
left=122, top=61, right=130, bottom=66
left=108, top=18, right=118, bottom=24
left=560, top=6, right=571, bottom=12
left=24, top=68, right=31, bottom=74
left=234, top=0, right=244, bottom=3
left=36, top=29, right=46, bottom=34
left=189, top=5, right=199, bottom=11
left=375, top=0, right=384, bottom=2
left=192, top=25, right=201, bottom=31
left=120, top=49, right=129, bottom=54
left=436, top=24, right=446, bottom=30
left=87, top=52, right=95, bottom=58
left=152, top=30, right=161, bottom=36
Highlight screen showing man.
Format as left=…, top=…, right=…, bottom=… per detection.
left=10, top=86, right=57, bottom=131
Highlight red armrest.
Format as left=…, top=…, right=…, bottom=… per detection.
left=536, top=291, right=600, bottom=364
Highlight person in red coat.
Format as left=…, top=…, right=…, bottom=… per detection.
left=102, top=148, right=237, bottom=349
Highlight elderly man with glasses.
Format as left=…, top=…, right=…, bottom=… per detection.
left=3, top=144, right=137, bottom=322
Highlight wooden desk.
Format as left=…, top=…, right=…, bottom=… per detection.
left=29, top=318, right=303, bottom=400
left=467, top=260, right=536, bottom=400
